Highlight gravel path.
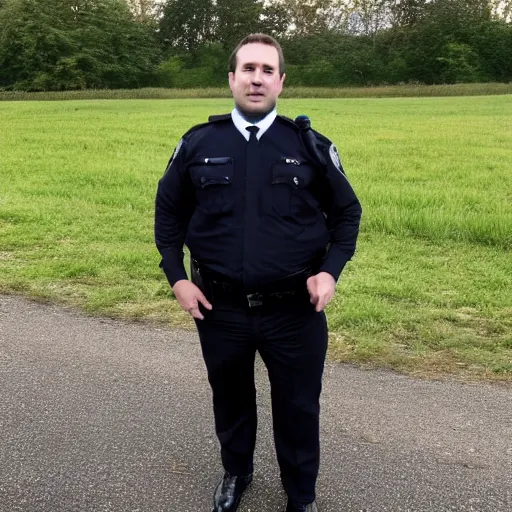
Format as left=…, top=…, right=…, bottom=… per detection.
left=1, top=295, right=511, bottom=512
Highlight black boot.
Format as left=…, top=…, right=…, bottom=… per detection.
left=285, top=500, right=319, bottom=512
left=211, top=472, right=253, bottom=512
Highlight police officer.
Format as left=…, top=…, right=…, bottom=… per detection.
left=155, top=34, right=362, bottom=512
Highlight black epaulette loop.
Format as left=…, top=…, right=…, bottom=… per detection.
left=208, top=113, right=232, bottom=122
left=290, top=114, right=329, bottom=172
left=182, top=113, right=232, bottom=139
left=276, top=114, right=300, bottom=130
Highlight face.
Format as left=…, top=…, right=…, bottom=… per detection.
left=229, top=43, right=285, bottom=116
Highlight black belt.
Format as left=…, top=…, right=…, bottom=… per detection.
left=191, top=259, right=314, bottom=308
left=212, top=285, right=307, bottom=308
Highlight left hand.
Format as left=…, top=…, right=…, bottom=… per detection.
left=306, top=272, right=336, bottom=312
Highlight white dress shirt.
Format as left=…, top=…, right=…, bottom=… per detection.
left=231, top=107, right=277, bottom=141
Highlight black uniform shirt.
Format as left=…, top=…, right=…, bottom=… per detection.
left=155, top=114, right=362, bottom=292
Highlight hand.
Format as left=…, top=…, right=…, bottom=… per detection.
left=306, top=272, right=336, bottom=312
left=172, top=280, right=212, bottom=320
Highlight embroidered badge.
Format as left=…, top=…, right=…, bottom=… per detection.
left=329, top=143, right=343, bottom=173
left=164, top=138, right=183, bottom=174
left=171, top=138, right=183, bottom=163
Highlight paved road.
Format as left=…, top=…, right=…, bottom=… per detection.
left=0, top=295, right=511, bottom=512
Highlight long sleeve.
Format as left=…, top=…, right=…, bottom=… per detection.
left=154, top=139, right=195, bottom=287
left=316, top=143, right=362, bottom=281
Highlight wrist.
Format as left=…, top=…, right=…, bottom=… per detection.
left=172, top=279, right=189, bottom=289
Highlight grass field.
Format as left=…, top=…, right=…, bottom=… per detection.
left=1, top=96, right=511, bottom=381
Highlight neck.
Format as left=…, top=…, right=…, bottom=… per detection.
left=236, top=106, right=274, bottom=124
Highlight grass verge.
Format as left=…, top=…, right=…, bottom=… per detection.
left=1, top=96, right=511, bottom=382
left=1, top=83, right=512, bottom=102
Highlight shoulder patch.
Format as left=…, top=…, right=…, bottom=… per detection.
left=329, top=144, right=343, bottom=173
left=164, top=138, right=184, bottom=174
left=171, top=138, right=184, bottom=161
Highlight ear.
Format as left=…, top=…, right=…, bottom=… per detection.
left=228, top=71, right=235, bottom=91
left=276, top=73, right=285, bottom=96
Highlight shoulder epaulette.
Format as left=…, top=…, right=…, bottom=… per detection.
left=276, top=114, right=300, bottom=130
left=208, top=113, right=232, bottom=122
left=182, top=114, right=232, bottom=139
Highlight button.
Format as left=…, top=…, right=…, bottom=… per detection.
left=200, top=176, right=206, bottom=184
left=293, top=177, right=299, bottom=186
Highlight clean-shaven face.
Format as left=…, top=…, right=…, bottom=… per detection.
left=229, top=42, right=285, bottom=117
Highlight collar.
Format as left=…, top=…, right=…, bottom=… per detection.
left=231, top=108, right=277, bottom=141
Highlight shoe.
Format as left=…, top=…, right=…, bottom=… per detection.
left=285, top=500, right=319, bottom=512
left=211, top=471, right=253, bottom=512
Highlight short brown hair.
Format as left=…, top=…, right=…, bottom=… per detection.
left=228, top=33, right=285, bottom=77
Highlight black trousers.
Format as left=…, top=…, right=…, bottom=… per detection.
left=194, top=291, right=328, bottom=505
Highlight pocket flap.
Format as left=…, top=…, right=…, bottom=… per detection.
left=189, top=158, right=233, bottom=188
left=272, top=160, right=315, bottom=189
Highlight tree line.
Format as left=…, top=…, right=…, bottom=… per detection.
left=0, top=0, right=511, bottom=91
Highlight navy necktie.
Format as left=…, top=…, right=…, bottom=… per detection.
left=246, top=125, right=259, bottom=144
left=244, top=125, right=260, bottom=254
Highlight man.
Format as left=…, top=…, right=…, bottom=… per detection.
left=155, top=34, right=362, bottom=512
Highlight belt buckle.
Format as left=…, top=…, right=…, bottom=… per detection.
left=247, top=293, right=263, bottom=308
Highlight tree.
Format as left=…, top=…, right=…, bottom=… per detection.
left=69, top=0, right=161, bottom=88
left=0, top=0, right=160, bottom=90
left=125, top=0, right=157, bottom=23
left=159, top=0, right=216, bottom=54
left=436, top=41, right=482, bottom=82
left=215, top=0, right=266, bottom=50
left=273, top=0, right=333, bottom=37
left=345, top=0, right=391, bottom=37
left=387, top=0, right=426, bottom=28
left=489, top=0, right=511, bottom=21
left=259, top=2, right=291, bottom=38
left=473, top=18, right=512, bottom=81
left=383, top=0, right=492, bottom=83
left=0, top=0, right=77, bottom=90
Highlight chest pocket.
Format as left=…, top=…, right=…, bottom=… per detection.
left=271, top=159, right=319, bottom=223
left=189, top=157, right=234, bottom=215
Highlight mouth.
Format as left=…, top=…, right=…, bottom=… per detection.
left=247, top=92, right=264, bottom=101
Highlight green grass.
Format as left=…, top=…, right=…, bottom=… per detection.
left=1, top=96, right=511, bottom=381
left=1, top=82, right=512, bottom=102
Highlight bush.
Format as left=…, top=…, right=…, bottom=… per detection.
left=156, top=57, right=183, bottom=88
left=172, top=67, right=224, bottom=89
left=436, top=43, right=483, bottom=83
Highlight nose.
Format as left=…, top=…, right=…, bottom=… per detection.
left=251, top=68, right=263, bottom=86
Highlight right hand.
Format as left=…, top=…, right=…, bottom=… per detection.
left=172, top=280, right=212, bottom=320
